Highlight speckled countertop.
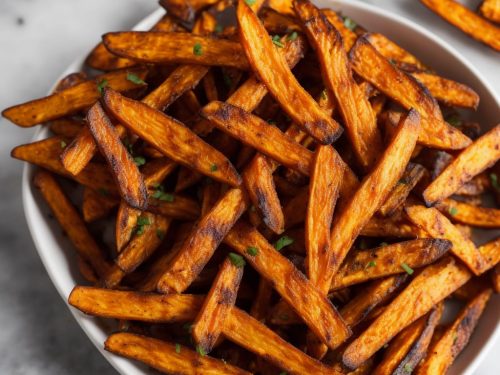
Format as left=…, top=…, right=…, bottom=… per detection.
left=0, top=0, right=497, bottom=374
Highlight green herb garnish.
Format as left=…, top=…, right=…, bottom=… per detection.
left=342, top=16, right=357, bottom=30
left=287, top=31, right=298, bottom=41
left=133, top=156, right=146, bottom=166
left=490, top=173, right=500, bottom=191
left=367, top=260, right=376, bottom=268
left=196, top=345, right=207, bottom=356
left=449, top=207, right=458, bottom=216
left=228, top=252, right=246, bottom=268
left=210, top=163, right=218, bottom=172
left=445, top=114, right=461, bottom=127
left=175, top=343, right=181, bottom=353
left=272, top=35, right=284, bottom=48
left=97, top=79, right=108, bottom=94
left=320, top=89, right=327, bottom=100
left=60, top=140, right=67, bottom=148
left=126, top=73, right=146, bottom=85
left=135, top=216, right=151, bottom=236
left=193, top=42, right=203, bottom=56
left=156, top=229, right=165, bottom=240
left=403, top=363, right=413, bottom=373
left=401, top=263, right=414, bottom=275
left=245, top=0, right=256, bottom=6
left=246, top=246, right=259, bottom=256
left=274, top=236, right=294, bottom=251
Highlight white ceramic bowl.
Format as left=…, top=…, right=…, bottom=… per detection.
left=22, top=1, right=499, bottom=374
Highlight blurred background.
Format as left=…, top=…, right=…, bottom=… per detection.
left=0, top=0, right=497, bottom=374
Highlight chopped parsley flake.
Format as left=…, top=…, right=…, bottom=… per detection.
left=401, top=262, right=414, bottom=275
left=193, top=42, right=203, bottom=56
left=245, top=0, right=256, bottom=5
left=449, top=207, right=458, bottom=216
left=135, top=216, right=151, bottom=236
left=156, top=229, right=165, bottom=240
left=342, top=16, right=357, bottom=30
left=367, top=260, right=376, bottom=268
left=60, top=140, right=67, bottom=148
left=228, top=252, right=246, bottom=268
left=321, top=89, right=327, bottom=100
left=274, top=236, right=294, bottom=251
left=490, top=173, right=500, bottom=191
left=210, top=163, right=218, bottom=172
left=272, top=35, right=284, bottom=48
left=152, top=184, right=175, bottom=202
left=287, top=31, right=298, bottom=41
left=246, top=246, right=259, bottom=256
left=403, top=363, right=413, bottom=373
left=97, top=79, right=108, bottom=94
left=133, top=156, right=146, bottom=166
left=175, top=343, right=181, bottom=353
left=126, top=73, right=146, bottom=85
left=196, top=345, right=207, bottom=356
left=445, top=114, right=461, bottom=127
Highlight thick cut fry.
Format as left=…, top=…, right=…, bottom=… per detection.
left=49, top=118, right=82, bottom=138
left=361, top=211, right=423, bottom=238
left=373, top=304, right=443, bottom=375
left=364, top=33, right=426, bottom=70
left=201, top=102, right=313, bottom=175
left=436, top=198, right=500, bottom=228
left=416, top=288, right=492, bottom=374
left=260, top=7, right=301, bottom=33
left=411, top=71, right=479, bottom=109
left=342, top=256, right=471, bottom=370
left=103, top=89, right=241, bottom=187
left=349, top=36, right=471, bottom=150
left=82, top=187, right=119, bottom=222
left=480, top=0, right=500, bottom=23
left=379, top=163, right=425, bottom=216
left=157, top=189, right=247, bottom=293
left=330, top=239, right=451, bottom=290
left=53, top=72, right=88, bottom=92
left=87, top=103, right=148, bottom=209
left=103, top=32, right=248, bottom=69
left=406, top=205, right=486, bottom=275
left=306, top=145, right=343, bottom=289
left=105, top=333, right=249, bottom=375
left=250, top=277, right=274, bottom=321
left=147, top=194, right=201, bottom=220
left=192, top=258, right=244, bottom=354
left=159, top=0, right=219, bottom=23
left=420, top=0, right=500, bottom=51
left=242, top=156, right=284, bottom=234
left=295, top=0, right=382, bottom=169
left=326, top=110, right=420, bottom=286
left=423, top=125, right=500, bottom=205
left=2, top=68, right=147, bottom=127
left=237, top=0, right=342, bottom=144
left=33, top=171, right=111, bottom=277
left=224, top=222, right=351, bottom=350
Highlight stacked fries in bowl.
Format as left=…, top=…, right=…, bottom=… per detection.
left=3, top=0, right=499, bottom=374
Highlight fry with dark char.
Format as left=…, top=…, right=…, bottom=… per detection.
left=420, top=0, right=500, bottom=51
left=159, top=0, right=219, bottom=23
left=2, top=68, right=147, bottom=127
left=436, top=198, right=500, bottom=228
left=192, top=257, right=244, bottom=354
left=349, top=36, right=471, bottom=150
left=405, top=205, right=486, bottom=275
left=103, top=89, right=241, bottom=187
left=326, top=110, right=420, bottom=286
left=295, top=0, right=382, bottom=169
left=33, top=171, right=111, bottom=277
left=87, top=103, right=148, bottom=210
left=237, top=0, right=342, bottom=144
left=103, top=32, right=249, bottom=69
left=105, top=332, right=250, bottom=375
left=224, top=221, right=351, bottom=350
left=330, top=239, right=451, bottom=290
left=416, top=288, right=492, bottom=374
left=157, top=188, right=247, bottom=293
left=423, top=124, right=500, bottom=205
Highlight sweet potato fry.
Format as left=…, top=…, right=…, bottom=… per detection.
left=436, top=198, right=500, bottom=228
left=147, top=194, right=201, bottom=220
left=159, top=0, right=219, bottom=23
left=423, top=125, right=500, bottom=205
left=330, top=239, right=451, bottom=290
left=260, top=7, right=301, bottom=33
left=82, top=187, right=119, bottom=222
left=105, top=333, right=250, bottom=375
left=103, top=32, right=249, bottom=69
left=477, top=236, right=500, bottom=269
left=11, top=137, right=117, bottom=195
left=342, top=256, right=472, bottom=370
left=416, top=288, right=492, bottom=374
left=224, top=222, right=351, bottom=350
left=157, top=188, right=247, bottom=293
left=201, top=102, right=313, bottom=175
left=349, top=36, right=471, bottom=150
left=326, top=110, right=420, bottom=286
left=420, top=0, right=500, bottom=51
left=479, top=0, right=500, bottom=23
left=2, top=68, right=147, bottom=127
left=33, top=171, right=111, bottom=277
left=250, top=277, right=274, bottom=321
left=491, top=264, right=500, bottom=293
left=379, top=163, right=425, bottom=216
left=411, top=71, right=479, bottom=109
left=103, top=89, right=241, bottom=187
left=361, top=211, right=423, bottom=238
left=237, top=0, right=343, bottom=144
left=373, top=303, right=443, bottom=375
left=193, top=258, right=244, bottom=354
left=87, top=103, right=148, bottom=209
left=48, top=118, right=82, bottom=138
left=295, top=0, right=382, bottom=169
left=242, top=156, right=284, bottom=234
left=406, top=205, right=486, bottom=275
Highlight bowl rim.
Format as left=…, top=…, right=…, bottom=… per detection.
left=21, top=1, right=499, bottom=374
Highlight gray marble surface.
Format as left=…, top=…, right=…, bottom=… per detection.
left=0, top=0, right=497, bottom=374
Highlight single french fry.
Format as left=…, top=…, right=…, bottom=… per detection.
left=416, top=288, right=492, bottom=374
left=295, top=0, right=383, bottom=169
left=237, top=0, right=343, bottom=144
left=53, top=72, right=88, bottom=93
left=49, top=118, right=83, bottom=138
left=250, top=277, right=274, bottom=321
left=326, top=110, right=420, bottom=287
left=33, top=171, right=111, bottom=277
left=342, top=256, right=472, bottom=370
left=411, top=71, right=479, bottom=109
left=82, top=187, right=119, bottom=222
left=87, top=103, right=148, bottom=209
left=192, top=258, right=244, bottom=354
left=224, top=222, right=351, bottom=350
left=436, top=198, right=500, bottom=228
left=349, top=36, right=471, bottom=150
left=479, top=0, right=500, bottom=23
left=373, top=303, right=443, bottom=375
left=2, top=68, right=147, bottom=127
left=260, top=7, right=301, bottom=33
left=423, top=124, right=500, bottom=205
left=157, top=188, right=247, bottom=293
left=330, top=239, right=451, bottom=290
left=159, top=0, right=219, bottom=23
left=406, top=205, right=486, bottom=275
left=242, top=155, right=284, bottom=234
left=361, top=211, right=424, bottom=238
left=103, top=32, right=249, bottom=69
left=267, top=0, right=295, bottom=15
left=420, top=0, right=500, bottom=51
left=147, top=194, right=201, bottom=220
left=201, top=102, right=313, bottom=175
left=105, top=333, right=250, bottom=375
left=103, top=89, right=241, bottom=187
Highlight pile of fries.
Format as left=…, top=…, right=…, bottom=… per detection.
left=3, top=0, right=500, bottom=373
left=420, top=0, right=500, bottom=51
